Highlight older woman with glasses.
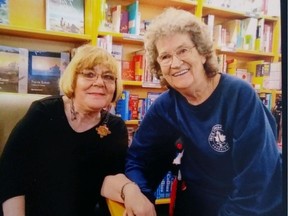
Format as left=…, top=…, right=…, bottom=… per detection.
left=101, top=7, right=283, bottom=216
left=0, top=44, right=128, bottom=216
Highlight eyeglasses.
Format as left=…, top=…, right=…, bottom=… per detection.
left=157, top=46, right=196, bottom=67
left=77, top=70, right=117, bottom=84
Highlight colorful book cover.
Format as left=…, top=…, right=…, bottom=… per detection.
left=0, top=0, right=9, bottom=24
left=0, top=45, right=28, bottom=93
left=46, top=0, right=84, bottom=34
left=129, top=94, right=139, bottom=120
left=133, top=54, right=144, bottom=81
left=146, top=92, right=161, bottom=110
left=115, top=90, right=130, bottom=121
left=246, top=60, right=265, bottom=89
left=120, top=9, right=129, bottom=33
left=28, top=50, right=70, bottom=95
left=127, top=0, right=139, bottom=34
left=122, top=60, right=135, bottom=81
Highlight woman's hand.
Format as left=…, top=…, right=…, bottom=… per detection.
left=122, top=183, right=156, bottom=216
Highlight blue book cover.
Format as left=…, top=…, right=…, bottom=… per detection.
left=127, top=0, right=139, bottom=34
left=115, top=90, right=130, bottom=121
left=28, top=50, right=70, bottom=95
left=155, top=176, right=166, bottom=199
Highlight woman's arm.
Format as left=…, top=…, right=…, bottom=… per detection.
left=101, top=174, right=156, bottom=216
left=2, top=196, right=25, bottom=216
left=101, top=173, right=132, bottom=203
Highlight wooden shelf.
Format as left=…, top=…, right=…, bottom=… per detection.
left=202, top=4, right=279, bottom=21
left=134, top=0, right=197, bottom=9
left=98, top=31, right=144, bottom=45
left=0, top=25, right=92, bottom=43
left=216, top=47, right=275, bottom=58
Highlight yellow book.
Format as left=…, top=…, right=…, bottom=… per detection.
left=246, top=60, right=265, bottom=89
left=227, top=58, right=237, bottom=75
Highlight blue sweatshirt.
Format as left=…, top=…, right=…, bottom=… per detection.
left=126, top=73, right=283, bottom=216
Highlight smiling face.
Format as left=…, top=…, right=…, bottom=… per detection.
left=156, top=33, right=207, bottom=93
left=74, top=64, right=116, bottom=113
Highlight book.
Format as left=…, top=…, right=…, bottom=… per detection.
left=28, top=50, right=70, bottom=95
left=133, top=54, right=144, bottom=81
left=213, top=24, right=223, bottom=47
left=222, top=19, right=241, bottom=49
left=129, top=94, right=139, bottom=120
left=265, top=62, right=281, bottom=90
left=0, top=45, right=28, bottom=93
left=127, top=0, right=139, bottom=34
left=226, top=58, right=237, bottom=76
left=246, top=60, right=265, bottom=90
left=115, top=90, right=130, bottom=121
left=202, top=14, right=214, bottom=41
left=241, top=17, right=258, bottom=50
left=120, top=9, right=129, bottom=33
left=122, top=60, right=135, bottom=81
left=255, top=18, right=264, bottom=51
left=263, top=23, right=273, bottom=52
left=111, top=44, right=123, bottom=78
left=0, top=0, right=9, bottom=24
left=46, top=0, right=84, bottom=34
left=97, top=35, right=112, bottom=54
left=146, top=92, right=161, bottom=110
left=111, top=4, right=121, bottom=32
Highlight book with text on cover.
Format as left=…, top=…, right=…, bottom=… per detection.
left=46, top=0, right=84, bottom=34
left=0, top=0, right=9, bottom=24
left=28, top=50, right=70, bottom=95
left=0, top=45, right=28, bottom=93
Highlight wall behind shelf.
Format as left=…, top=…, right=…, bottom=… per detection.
left=9, top=0, right=45, bottom=29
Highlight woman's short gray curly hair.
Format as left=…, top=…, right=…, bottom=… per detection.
left=144, top=7, right=219, bottom=87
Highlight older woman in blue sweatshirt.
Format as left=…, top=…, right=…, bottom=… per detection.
left=101, top=7, right=283, bottom=216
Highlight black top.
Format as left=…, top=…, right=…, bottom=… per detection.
left=0, top=96, right=128, bottom=216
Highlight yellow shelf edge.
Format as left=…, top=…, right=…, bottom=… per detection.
left=123, top=80, right=143, bottom=86
left=0, top=24, right=92, bottom=42
left=155, top=198, right=170, bottom=205
left=125, top=120, right=139, bottom=125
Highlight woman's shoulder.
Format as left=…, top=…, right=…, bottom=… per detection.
left=220, top=73, right=255, bottom=92
left=29, top=95, right=64, bottom=116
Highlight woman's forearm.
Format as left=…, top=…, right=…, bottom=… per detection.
left=101, top=173, right=134, bottom=203
left=2, top=195, right=25, bottom=216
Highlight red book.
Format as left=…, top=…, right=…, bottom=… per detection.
left=129, top=94, right=139, bottom=120
left=133, top=54, right=144, bottom=81
left=122, top=60, right=135, bottom=81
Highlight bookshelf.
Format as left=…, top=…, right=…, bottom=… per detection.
left=0, top=0, right=282, bottom=210
left=95, top=0, right=281, bottom=123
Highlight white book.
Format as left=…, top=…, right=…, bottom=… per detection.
left=203, top=14, right=215, bottom=41
left=46, top=0, right=84, bottom=34
left=241, top=17, right=258, bottom=50
left=111, top=5, right=121, bottom=32
left=112, top=44, right=123, bottom=78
